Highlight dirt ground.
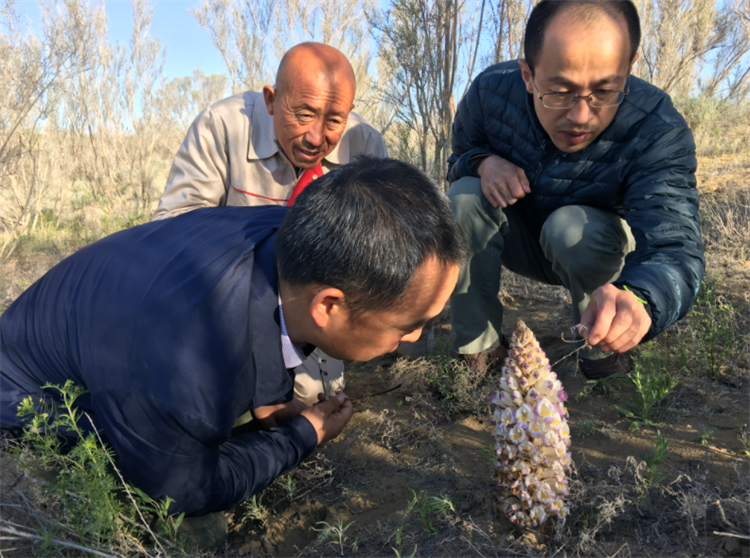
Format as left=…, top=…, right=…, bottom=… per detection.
left=219, top=293, right=748, bottom=557
left=1, top=157, right=749, bottom=557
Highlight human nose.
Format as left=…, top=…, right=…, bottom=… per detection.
left=303, top=119, right=325, bottom=148
left=566, top=95, right=593, bottom=123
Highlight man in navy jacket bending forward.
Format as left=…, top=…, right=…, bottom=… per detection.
left=0, top=156, right=465, bottom=549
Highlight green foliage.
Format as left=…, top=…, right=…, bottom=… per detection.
left=615, top=363, right=680, bottom=431
left=312, top=519, right=356, bottom=555
left=409, top=490, right=456, bottom=535
left=240, top=494, right=268, bottom=526
left=278, top=474, right=297, bottom=498
left=689, top=278, right=744, bottom=380
left=736, top=424, right=750, bottom=459
left=692, top=425, right=715, bottom=446
left=12, top=381, right=184, bottom=553
left=575, top=372, right=630, bottom=401
left=572, top=419, right=598, bottom=439
left=639, top=430, right=670, bottom=500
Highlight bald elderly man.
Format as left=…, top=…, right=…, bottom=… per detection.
left=155, top=43, right=387, bottom=407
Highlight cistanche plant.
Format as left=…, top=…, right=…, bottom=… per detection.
left=489, top=320, right=572, bottom=529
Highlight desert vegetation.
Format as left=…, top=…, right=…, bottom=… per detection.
left=1, top=0, right=749, bottom=556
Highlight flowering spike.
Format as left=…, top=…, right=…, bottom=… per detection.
left=489, top=320, right=572, bottom=529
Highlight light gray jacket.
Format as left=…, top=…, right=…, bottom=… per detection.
left=154, top=91, right=388, bottom=219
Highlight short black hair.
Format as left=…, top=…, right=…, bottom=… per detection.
left=275, top=156, right=466, bottom=316
left=523, top=0, right=640, bottom=72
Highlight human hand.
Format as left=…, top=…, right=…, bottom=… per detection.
left=477, top=155, right=530, bottom=208
left=301, top=391, right=354, bottom=445
left=253, top=398, right=308, bottom=429
left=579, top=284, right=652, bottom=353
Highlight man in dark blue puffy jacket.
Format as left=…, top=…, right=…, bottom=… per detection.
left=447, top=0, right=704, bottom=378
left=0, top=157, right=465, bottom=549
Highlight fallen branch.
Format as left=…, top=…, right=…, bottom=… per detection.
left=713, top=531, right=750, bottom=540
left=0, top=522, right=117, bottom=558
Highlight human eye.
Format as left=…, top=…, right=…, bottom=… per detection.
left=295, top=112, right=314, bottom=122
left=326, top=117, right=345, bottom=129
left=592, top=90, right=618, bottom=101
left=543, top=92, right=575, bottom=108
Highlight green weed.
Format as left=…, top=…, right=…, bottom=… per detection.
left=312, top=518, right=356, bottom=555
left=615, top=363, right=680, bottom=431
left=11, top=381, right=184, bottom=553
left=278, top=474, right=297, bottom=498
left=689, top=278, right=744, bottom=380
left=692, top=425, right=715, bottom=446
left=240, top=494, right=268, bottom=526
left=572, top=419, right=598, bottom=439
left=736, top=424, right=750, bottom=459
left=409, top=490, right=456, bottom=534
left=639, top=430, right=670, bottom=500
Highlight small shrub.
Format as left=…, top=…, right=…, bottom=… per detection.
left=692, top=425, right=715, bottom=446
left=10, top=381, right=184, bottom=554
left=639, top=430, right=670, bottom=500
left=688, top=278, right=745, bottom=380
left=615, top=363, right=680, bottom=430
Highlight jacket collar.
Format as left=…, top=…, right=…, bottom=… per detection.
left=246, top=91, right=348, bottom=165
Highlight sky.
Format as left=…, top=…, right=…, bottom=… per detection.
left=15, top=1, right=228, bottom=81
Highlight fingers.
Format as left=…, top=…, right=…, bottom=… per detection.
left=301, top=391, right=354, bottom=445
left=582, top=285, right=652, bottom=354
left=477, top=155, right=530, bottom=208
left=253, top=399, right=308, bottom=429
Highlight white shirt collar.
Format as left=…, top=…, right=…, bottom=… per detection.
left=278, top=293, right=306, bottom=369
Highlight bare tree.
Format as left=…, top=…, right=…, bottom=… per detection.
left=635, top=0, right=750, bottom=98
left=373, top=0, right=486, bottom=187
left=700, top=0, right=750, bottom=98
left=60, top=0, right=166, bottom=216
left=156, top=69, right=229, bottom=142
left=0, top=0, right=92, bottom=259
left=483, top=0, right=534, bottom=68
left=191, top=0, right=276, bottom=94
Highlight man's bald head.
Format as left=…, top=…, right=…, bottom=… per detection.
left=263, top=43, right=357, bottom=169
left=275, top=42, right=356, bottom=98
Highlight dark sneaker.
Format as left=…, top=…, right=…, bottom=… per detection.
left=580, top=352, right=633, bottom=380
left=455, top=338, right=510, bottom=373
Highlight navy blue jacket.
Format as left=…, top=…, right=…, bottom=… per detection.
left=0, top=207, right=317, bottom=516
left=448, top=61, right=705, bottom=339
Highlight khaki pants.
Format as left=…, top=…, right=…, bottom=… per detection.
left=448, top=176, right=635, bottom=359
left=293, top=349, right=345, bottom=405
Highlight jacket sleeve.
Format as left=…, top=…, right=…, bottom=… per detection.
left=446, top=76, right=496, bottom=184
left=152, top=107, right=230, bottom=220
left=614, top=121, right=705, bottom=340
left=95, top=388, right=318, bottom=517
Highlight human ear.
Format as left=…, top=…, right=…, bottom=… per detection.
left=309, top=287, right=347, bottom=329
left=263, top=85, right=277, bottom=116
left=628, top=52, right=640, bottom=75
left=518, top=60, right=534, bottom=94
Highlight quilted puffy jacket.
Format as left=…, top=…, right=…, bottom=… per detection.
left=448, top=61, right=705, bottom=340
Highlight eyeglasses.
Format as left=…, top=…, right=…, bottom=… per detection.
left=532, top=78, right=629, bottom=109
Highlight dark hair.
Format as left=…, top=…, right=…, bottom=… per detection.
left=523, top=0, right=640, bottom=72
left=275, top=156, right=466, bottom=316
